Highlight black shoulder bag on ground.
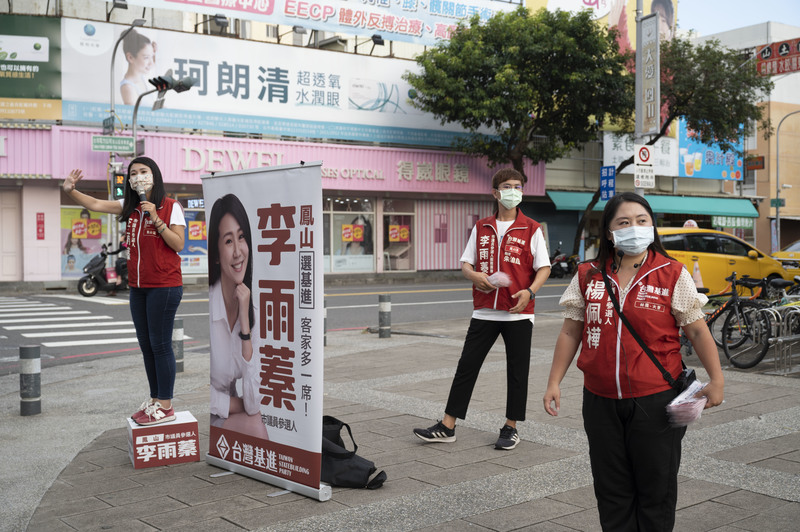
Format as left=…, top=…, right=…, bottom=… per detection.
left=600, top=269, right=696, bottom=392
left=321, top=415, right=387, bottom=489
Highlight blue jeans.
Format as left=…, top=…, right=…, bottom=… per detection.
left=129, top=286, right=183, bottom=401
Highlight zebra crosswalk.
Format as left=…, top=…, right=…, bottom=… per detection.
left=0, top=295, right=141, bottom=349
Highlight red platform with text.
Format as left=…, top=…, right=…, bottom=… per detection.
left=126, top=411, right=200, bottom=469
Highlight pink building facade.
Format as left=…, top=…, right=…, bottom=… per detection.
left=0, top=126, right=545, bottom=281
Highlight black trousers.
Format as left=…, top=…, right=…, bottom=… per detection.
left=583, top=388, right=686, bottom=532
left=444, top=318, right=533, bottom=422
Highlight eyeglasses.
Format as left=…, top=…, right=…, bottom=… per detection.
left=497, top=184, right=523, bottom=191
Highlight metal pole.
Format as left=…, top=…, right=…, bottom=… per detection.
left=20, top=345, right=41, bottom=416
left=378, top=294, right=391, bottom=338
left=633, top=0, right=644, bottom=197
left=775, top=110, right=800, bottom=251
left=323, top=299, right=327, bottom=347
left=131, top=88, right=158, bottom=158
left=172, top=318, right=184, bottom=373
left=108, top=19, right=145, bottom=259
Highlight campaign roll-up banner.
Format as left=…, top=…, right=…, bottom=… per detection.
left=202, top=162, right=328, bottom=501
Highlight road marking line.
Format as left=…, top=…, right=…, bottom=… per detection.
left=43, top=336, right=192, bottom=348
left=0, top=315, right=112, bottom=324
left=0, top=307, right=75, bottom=316
left=24, top=328, right=138, bottom=338
left=4, top=321, right=133, bottom=331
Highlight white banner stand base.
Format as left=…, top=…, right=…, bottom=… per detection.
left=205, top=453, right=332, bottom=502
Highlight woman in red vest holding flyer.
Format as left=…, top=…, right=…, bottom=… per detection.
left=543, top=192, right=724, bottom=531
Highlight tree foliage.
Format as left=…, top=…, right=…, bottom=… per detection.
left=404, top=6, right=634, bottom=179
left=573, top=35, right=774, bottom=254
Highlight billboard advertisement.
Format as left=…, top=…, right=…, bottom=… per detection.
left=0, top=15, right=62, bottom=120
left=104, top=0, right=518, bottom=47
left=676, top=117, right=743, bottom=180
left=61, top=18, right=469, bottom=147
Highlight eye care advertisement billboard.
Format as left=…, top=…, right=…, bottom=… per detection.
left=60, top=18, right=470, bottom=147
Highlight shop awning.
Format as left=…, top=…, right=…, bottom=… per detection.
left=546, top=191, right=758, bottom=217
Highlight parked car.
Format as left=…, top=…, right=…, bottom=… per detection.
left=657, top=227, right=790, bottom=294
left=771, top=238, right=800, bottom=278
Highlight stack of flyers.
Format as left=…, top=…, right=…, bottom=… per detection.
left=477, top=271, right=512, bottom=293
left=666, top=379, right=708, bottom=427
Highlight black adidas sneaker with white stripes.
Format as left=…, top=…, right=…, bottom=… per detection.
left=413, top=420, right=456, bottom=443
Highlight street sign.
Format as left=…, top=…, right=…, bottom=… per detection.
left=745, top=156, right=765, bottom=171
left=600, top=166, right=616, bottom=200
left=102, top=116, right=115, bottom=135
left=771, top=198, right=786, bottom=208
left=92, top=135, right=134, bottom=153
left=634, top=145, right=652, bottom=165
left=636, top=14, right=660, bottom=137
left=634, top=144, right=655, bottom=188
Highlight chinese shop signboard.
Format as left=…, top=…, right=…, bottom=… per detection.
left=757, top=38, right=800, bottom=76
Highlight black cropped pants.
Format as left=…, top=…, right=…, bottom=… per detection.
left=444, top=318, right=533, bottom=422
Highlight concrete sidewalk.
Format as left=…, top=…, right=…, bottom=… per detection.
left=2, top=313, right=799, bottom=531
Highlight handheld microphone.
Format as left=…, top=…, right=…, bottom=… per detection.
left=135, top=185, right=149, bottom=218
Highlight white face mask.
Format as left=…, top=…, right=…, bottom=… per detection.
left=129, top=172, right=154, bottom=193
left=612, top=226, right=654, bottom=255
left=498, top=188, right=523, bottom=209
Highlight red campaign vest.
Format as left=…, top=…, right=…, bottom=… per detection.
left=125, top=197, right=183, bottom=288
left=576, top=252, right=684, bottom=399
left=472, top=210, right=541, bottom=313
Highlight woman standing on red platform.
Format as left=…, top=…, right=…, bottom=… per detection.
left=63, top=156, right=185, bottom=425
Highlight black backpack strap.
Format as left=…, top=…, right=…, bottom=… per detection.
left=600, top=267, right=680, bottom=389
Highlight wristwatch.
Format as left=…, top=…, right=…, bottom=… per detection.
left=238, top=331, right=251, bottom=341
left=526, top=288, right=535, bottom=299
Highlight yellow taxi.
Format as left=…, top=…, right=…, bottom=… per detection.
left=772, top=238, right=800, bottom=278
left=657, top=227, right=790, bottom=294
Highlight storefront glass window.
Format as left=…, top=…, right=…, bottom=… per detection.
left=383, top=199, right=414, bottom=271
left=324, top=196, right=376, bottom=273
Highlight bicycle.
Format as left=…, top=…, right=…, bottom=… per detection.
left=681, top=272, right=769, bottom=357
left=721, top=276, right=800, bottom=369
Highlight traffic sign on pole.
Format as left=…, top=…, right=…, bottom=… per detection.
left=634, top=144, right=655, bottom=188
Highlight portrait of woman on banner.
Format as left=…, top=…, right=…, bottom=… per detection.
left=208, top=193, right=269, bottom=440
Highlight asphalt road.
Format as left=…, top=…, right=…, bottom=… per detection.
left=0, top=279, right=571, bottom=376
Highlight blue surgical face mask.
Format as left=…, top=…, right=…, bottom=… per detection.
left=612, top=226, right=654, bottom=255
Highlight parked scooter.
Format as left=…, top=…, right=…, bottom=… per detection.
left=549, top=242, right=570, bottom=278
left=78, top=243, right=128, bottom=297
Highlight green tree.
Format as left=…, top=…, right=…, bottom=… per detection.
left=404, top=6, right=634, bottom=180
left=573, top=35, right=774, bottom=254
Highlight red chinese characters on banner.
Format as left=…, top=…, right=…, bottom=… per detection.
left=256, top=202, right=316, bottom=417
left=257, top=203, right=296, bottom=265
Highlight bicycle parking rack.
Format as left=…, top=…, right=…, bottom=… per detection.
left=762, top=306, right=800, bottom=374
